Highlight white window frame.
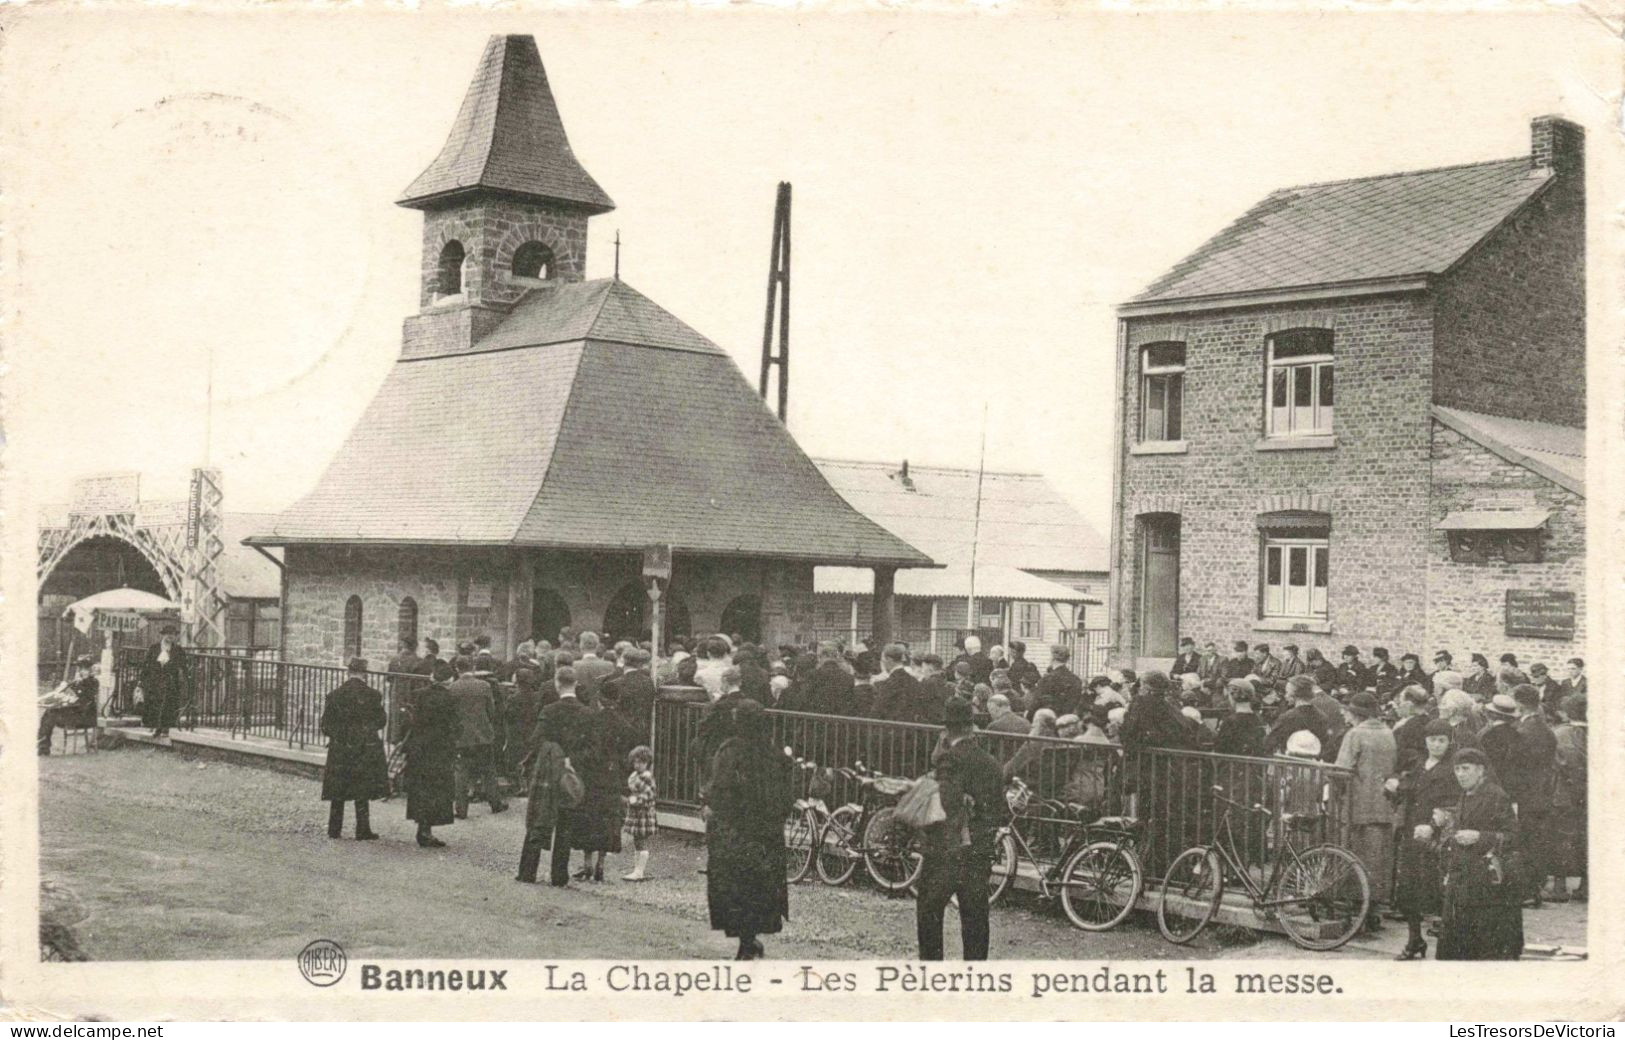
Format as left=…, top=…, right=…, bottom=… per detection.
left=1139, top=342, right=1186, bottom=443
left=1262, top=536, right=1329, bottom=621
left=1265, top=332, right=1334, bottom=438
left=1016, top=602, right=1043, bottom=640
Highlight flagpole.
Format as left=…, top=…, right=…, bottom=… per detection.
left=966, top=402, right=989, bottom=640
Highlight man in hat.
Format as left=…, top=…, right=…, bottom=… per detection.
left=319, top=657, right=388, bottom=840
left=1220, top=640, right=1254, bottom=683
left=38, top=655, right=99, bottom=755
left=915, top=697, right=1002, bottom=961
left=1170, top=637, right=1201, bottom=678
left=1510, top=684, right=1557, bottom=906
left=1033, top=645, right=1084, bottom=720
left=1006, top=640, right=1041, bottom=691
left=138, top=623, right=187, bottom=739
left=1528, top=663, right=1564, bottom=722
left=1119, top=671, right=1193, bottom=754
left=1478, top=693, right=1521, bottom=786
left=1250, top=643, right=1281, bottom=686
left=1369, top=647, right=1400, bottom=697
left=1336, top=692, right=1398, bottom=921
left=1265, top=676, right=1332, bottom=759
left=1336, top=646, right=1371, bottom=691
left=448, top=656, right=507, bottom=818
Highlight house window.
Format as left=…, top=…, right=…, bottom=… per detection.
left=1140, top=342, right=1185, bottom=442
left=1262, top=536, right=1329, bottom=620
left=1017, top=602, right=1043, bottom=640
left=1266, top=329, right=1333, bottom=437
left=343, top=595, right=363, bottom=660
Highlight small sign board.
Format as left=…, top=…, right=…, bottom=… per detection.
left=70, top=472, right=140, bottom=515
left=1505, top=590, right=1576, bottom=640
left=642, top=544, right=673, bottom=581
left=186, top=471, right=203, bottom=549
left=466, top=581, right=493, bottom=610
left=99, top=612, right=144, bottom=633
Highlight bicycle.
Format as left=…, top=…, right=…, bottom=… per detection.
left=1156, top=784, right=1371, bottom=951
left=784, top=756, right=825, bottom=882
left=987, top=776, right=1144, bottom=931
left=814, top=762, right=923, bottom=891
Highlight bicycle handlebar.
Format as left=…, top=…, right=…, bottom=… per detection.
left=1210, top=784, right=1272, bottom=817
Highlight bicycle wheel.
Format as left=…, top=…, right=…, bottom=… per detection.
left=1157, top=847, right=1223, bottom=944
left=988, top=830, right=1019, bottom=905
left=1274, top=844, right=1371, bottom=951
left=1060, top=841, right=1143, bottom=932
left=815, top=805, right=860, bottom=886
left=863, top=806, right=924, bottom=891
left=784, top=806, right=818, bottom=883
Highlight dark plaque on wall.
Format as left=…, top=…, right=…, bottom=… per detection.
left=1505, top=590, right=1577, bottom=640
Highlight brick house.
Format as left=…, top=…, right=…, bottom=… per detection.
left=808, top=459, right=1108, bottom=668
left=248, top=36, right=929, bottom=666
left=1108, top=116, right=1585, bottom=671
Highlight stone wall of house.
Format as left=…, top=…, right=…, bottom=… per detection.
left=1432, top=153, right=1585, bottom=427
left=1111, top=295, right=1436, bottom=665
left=282, top=545, right=513, bottom=668
left=1425, top=422, right=1585, bottom=665
left=282, top=545, right=814, bottom=665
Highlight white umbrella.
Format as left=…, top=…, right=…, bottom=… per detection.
left=61, top=588, right=178, bottom=616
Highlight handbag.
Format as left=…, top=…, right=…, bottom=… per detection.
left=894, top=774, right=947, bottom=829
left=558, top=758, right=585, bottom=808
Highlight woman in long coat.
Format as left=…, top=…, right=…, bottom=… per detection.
left=1387, top=718, right=1462, bottom=960
left=138, top=625, right=188, bottom=737
left=1335, top=692, right=1397, bottom=923
left=562, top=702, right=625, bottom=881
left=1549, top=693, right=1587, bottom=902
left=404, top=661, right=460, bottom=847
left=705, top=699, right=792, bottom=960
left=319, top=659, right=389, bottom=840
left=1436, top=747, right=1522, bottom=960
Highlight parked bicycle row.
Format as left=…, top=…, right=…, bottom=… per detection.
left=779, top=755, right=1372, bottom=952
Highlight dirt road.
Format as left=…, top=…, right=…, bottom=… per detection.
left=41, top=747, right=1378, bottom=962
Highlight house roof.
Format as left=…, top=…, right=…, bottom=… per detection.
left=1432, top=405, right=1585, bottom=497
left=811, top=458, right=1108, bottom=573
left=220, top=514, right=281, bottom=599
left=1132, top=158, right=1551, bottom=308
left=397, top=35, right=615, bottom=214
left=816, top=563, right=1099, bottom=603
left=249, top=280, right=931, bottom=567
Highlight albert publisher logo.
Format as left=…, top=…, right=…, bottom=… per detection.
left=298, top=939, right=347, bottom=987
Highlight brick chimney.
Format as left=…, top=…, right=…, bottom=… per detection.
left=1531, top=115, right=1584, bottom=177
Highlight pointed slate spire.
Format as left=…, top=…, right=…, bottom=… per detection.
left=398, top=35, right=615, bottom=214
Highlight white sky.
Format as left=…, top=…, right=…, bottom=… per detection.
left=3, top=9, right=1613, bottom=539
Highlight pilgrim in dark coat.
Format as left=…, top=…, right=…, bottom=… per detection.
left=138, top=628, right=188, bottom=735
left=530, top=668, right=602, bottom=883
left=1390, top=719, right=1463, bottom=958
left=403, top=663, right=460, bottom=846
left=320, top=663, right=389, bottom=840
left=705, top=700, right=793, bottom=960
left=1437, top=749, right=1522, bottom=961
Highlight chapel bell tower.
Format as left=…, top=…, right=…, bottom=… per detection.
left=398, top=35, right=615, bottom=358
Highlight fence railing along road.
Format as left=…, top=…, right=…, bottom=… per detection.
left=113, top=649, right=1351, bottom=881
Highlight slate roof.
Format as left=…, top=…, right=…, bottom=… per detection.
left=816, top=564, right=1099, bottom=603
left=811, top=459, right=1108, bottom=574
left=1432, top=405, right=1585, bottom=496
left=251, top=280, right=930, bottom=567
left=1134, top=158, right=1552, bottom=306
left=398, top=35, right=615, bottom=214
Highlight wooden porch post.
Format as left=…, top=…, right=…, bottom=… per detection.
left=873, top=566, right=897, bottom=648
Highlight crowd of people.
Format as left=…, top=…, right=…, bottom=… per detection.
left=304, top=624, right=1586, bottom=962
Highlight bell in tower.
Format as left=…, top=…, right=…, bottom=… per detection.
left=399, top=35, right=615, bottom=359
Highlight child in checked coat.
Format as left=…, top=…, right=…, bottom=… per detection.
left=622, top=745, right=658, bottom=881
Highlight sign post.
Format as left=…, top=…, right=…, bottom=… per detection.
left=1504, top=590, right=1577, bottom=641
left=642, top=545, right=673, bottom=671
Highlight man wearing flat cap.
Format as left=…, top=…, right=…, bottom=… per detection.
left=319, top=657, right=388, bottom=840
left=915, top=697, right=1002, bottom=961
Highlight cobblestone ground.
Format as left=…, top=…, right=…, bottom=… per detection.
left=38, top=746, right=1575, bottom=962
